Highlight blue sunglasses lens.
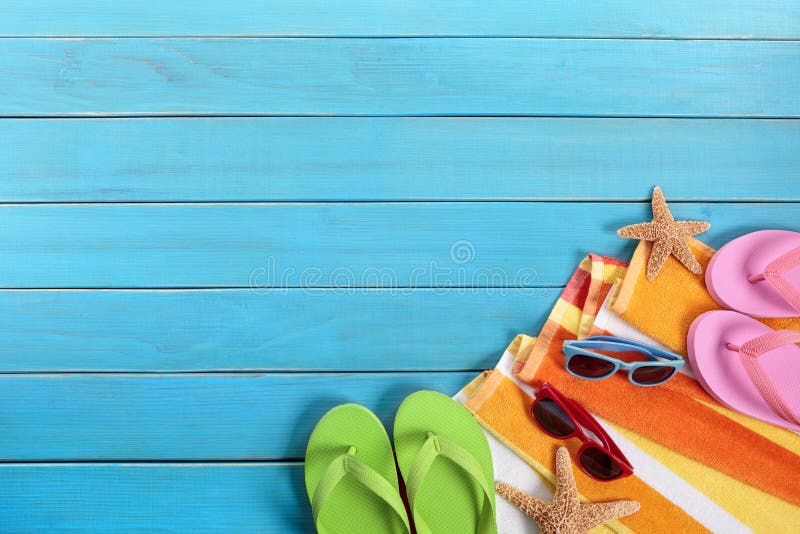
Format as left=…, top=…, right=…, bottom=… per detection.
left=631, top=365, right=675, bottom=385
left=567, top=354, right=616, bottom=378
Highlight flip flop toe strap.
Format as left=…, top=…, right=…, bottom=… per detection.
left=312, top=447, right=410, bottom=533
left=406, top=433, right=496, bottom=534
left=748, top=246, right=800, bottom=313
left=729, top=330, right=800, bottom=426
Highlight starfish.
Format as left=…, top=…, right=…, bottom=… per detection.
left=617, top=186, right=710, bottom=280
left=496, top=447, right=640, bottom=534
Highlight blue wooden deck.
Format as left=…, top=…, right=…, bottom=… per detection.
left=0, top=2, right=799, bottom=531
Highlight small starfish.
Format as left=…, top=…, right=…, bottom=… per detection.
left=496, top=447, right=640, bottom=534
left=617, top=186, right=710, bottom=280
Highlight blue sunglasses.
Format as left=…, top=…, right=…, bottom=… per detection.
left=562, top=336, right=684, bottom=386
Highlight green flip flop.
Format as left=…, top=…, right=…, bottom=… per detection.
left=304, top=403, right=411, bottom=534
left=394, top=391, right=497, bottom=534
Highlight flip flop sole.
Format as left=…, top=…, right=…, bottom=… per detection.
left=394, top=390, right=496, bottom=534
left=688, top=310, right=800, bottom=432
left=706, top=229, right=800, bottom=318
left=305, top=404, right=407, bottom=534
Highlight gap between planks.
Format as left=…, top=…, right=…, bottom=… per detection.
left=0, top=369, right=487, bottom=375
left=5, top=114, right=800, bottom=119
left=0, top=459, right=303, bottom=465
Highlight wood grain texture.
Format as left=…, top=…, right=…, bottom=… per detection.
left=3, top=38, right=799, bottom=117
left=0, top=288, right=553, bottom=372
left=2, top=1, right=799, bottom=38
left=0, top=462, right=311, bottom=532
left=2, top=117, right=799, bottom=202
left=1, top=202, right=798, bottom=288
left=0, top=372, right=475, bottom=460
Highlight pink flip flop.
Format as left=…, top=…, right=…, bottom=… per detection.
left=706, top=230, right=800, bottom=318
left=688, top=310, right=800, bottom=432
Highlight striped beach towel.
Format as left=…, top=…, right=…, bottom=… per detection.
left=458, top=254, right=800, bottom=533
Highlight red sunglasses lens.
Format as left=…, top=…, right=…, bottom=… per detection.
left=631, top=365, right=675, bottom=384
left=579, top=446, right=623, bottom=480
left=567, top=354, right=616, bottom=378
left=532, top=397, right=575, bottom=437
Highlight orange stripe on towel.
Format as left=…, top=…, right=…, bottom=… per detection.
left=466, top=371, right=709, bottom=534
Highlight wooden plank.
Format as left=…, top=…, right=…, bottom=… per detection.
left=2, top=1, right=799, bottom=38
left=3, top=117, right=799, bottom=202
left=0, top=288, right=552, bottom=372
left=0, top=202, right=798, bottom=288
left=0, top=462, right=310, bottom=532
left=0, top=372, right=475, bottom=460
left=3, top=39, right=799, bottom=117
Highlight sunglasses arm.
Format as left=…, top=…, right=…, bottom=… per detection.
left=568, top=336, right=683, bottom=363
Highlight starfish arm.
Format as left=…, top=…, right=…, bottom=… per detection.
left=617, top=221, right=660, bottom=241
left=552, top=447, right=580, bottom=515
left=650, top=186, right=675, bottom=223
left=575, top=500, right=641, bottom=532
left=671, top=236, right=704, bottom=274
left=675, top=220, right=711, bottom=236
left=646, top=237, right=671, bottom=280
left=495, top=482, right=553, bottom=523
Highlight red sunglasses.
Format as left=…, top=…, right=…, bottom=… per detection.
left=530, top=383, right=633, bottom=481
